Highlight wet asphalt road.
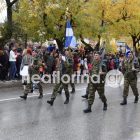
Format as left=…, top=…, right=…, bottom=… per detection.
left=0, top=83, right=140, bottom=140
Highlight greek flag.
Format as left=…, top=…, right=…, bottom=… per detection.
left=125, top=45, right=131, bottom=57
left=125, top=45, right=138, bottom=61
left=64, top=20, right=77, bottom=48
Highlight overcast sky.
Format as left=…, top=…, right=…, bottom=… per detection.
left=0, top=10, right=7, bottom=23
left=0, top=0, right=7, bottom=23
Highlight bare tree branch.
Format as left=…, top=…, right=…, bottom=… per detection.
left=5, top=0, right=10, bottom=5
left=9, top=0, right=18, bottom=7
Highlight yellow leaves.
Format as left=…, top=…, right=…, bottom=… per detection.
left=12, top=0, right=140, bottom=42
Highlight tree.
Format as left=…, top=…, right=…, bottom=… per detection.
left=10, top=0, right=140, bottom=53
left=76, top=0, right=114, bottom=50
left=0, top=0, right=18, bottom=48
left=108, top=0, right=140, bottom=54
left=6, top=0, right=19, bottom=38
left=13, top=0, right=85, bottom=49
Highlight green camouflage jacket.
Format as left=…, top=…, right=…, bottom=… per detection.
left=29, top=58, right=42, bottom=76
left=90, top=60, right=107, bottom=75
left=122, top=58, right=139, bottom=79
left=90, top=60, right=107, bottom=84
left=63, top=56, right=73, bottom=75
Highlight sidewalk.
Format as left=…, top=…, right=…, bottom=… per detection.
left=0, top=80, right=54, bottom=89
left=0, top=80, right=22, bottom=89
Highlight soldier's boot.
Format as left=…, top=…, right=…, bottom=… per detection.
left=134, top=96, right=139, bottom=103
left=64, top=97, right=69, bottom=104
left=38, top=93, right=43, bottom=99
left=47, top=98, right=54, bottom=106
left=83, top=104, right=92, bottom=113
left=58, top=91, right=62, bottom=95
left=81, top=94, right=88, bottom=99
left=20, top=94, right=27, bottom=100
left=103, top=102, right=107, bottom=111
left=71, top=88, right=75, bottom=94
left=120, top=97, right=127, bottom=105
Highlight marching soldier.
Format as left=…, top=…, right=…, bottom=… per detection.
left=20, top=58, right=43, bottom=100
left=57, top=50, right=75, bottom=94
left=47, top=50, right=71, bottom=106
left=120, top=51, right=139, bottom=105
left=69, top=50, right=76, bottom=94
left=83, top=52, right=108, bottom=113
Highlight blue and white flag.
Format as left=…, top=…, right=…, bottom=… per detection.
left=133, top=50, right=138, bottom=63
left=125, top=45, right=131, bottom=57
left=125, top=45, right=138, bottom=61
left=64, top=20, right=77, bottom=48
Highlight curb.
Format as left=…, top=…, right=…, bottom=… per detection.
left=0, top=81, right=22, bottom=89
left=0, top=81, right=54, bottom=89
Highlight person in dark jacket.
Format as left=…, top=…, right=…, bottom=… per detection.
left=0, top=50, right=9, bottom=81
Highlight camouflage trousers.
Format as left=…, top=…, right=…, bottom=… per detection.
left=24, top=82, right=43, bottom=95
left=57, top=74, right=75, bottom=93
left=123, top=78, right=139, bottom=98
left=85, top=83, right=90, bottom=96
left=51, top=82, right=69, bottom=100
left=58, top=82, right=75, bottom=93
left=86, top=83, right=102, bottom=98
left=88, top=82, right=107, bottom=105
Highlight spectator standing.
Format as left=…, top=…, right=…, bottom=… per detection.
left=9, top=46, right=17, bottom=80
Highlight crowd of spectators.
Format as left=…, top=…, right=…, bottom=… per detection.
left=0, top=41, right=127, bottom=81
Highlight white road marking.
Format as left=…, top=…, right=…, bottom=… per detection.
left=0, top=88, right=86, bottom=103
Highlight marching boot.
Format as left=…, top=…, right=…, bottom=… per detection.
left=103, top=102, right=107, bottom=111
left=120, top=97, right=127, bottom=105
left=83, top=104, right=92, bottom=113
left=134, top=96, right=139, bottom=103
left=64, top=97, right=69, bottom=104
left=20, top=94, right=27, bottom=100
left=81, top=94, right=88, bottom=99
left=47, top=98, right=54, bottom=106
left=58, top=91, right=62, bottom=95
left=31, top=89, right=33, bottom=93
left=38, top=94, right=43, bottom=99
left=71, top=88, right=75, bottom=94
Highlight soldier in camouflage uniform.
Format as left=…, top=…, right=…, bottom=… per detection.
left=57, top=50, right=75, bottom=94
left=47, top=51, right=71, bottom=106
left=82, top=57, right=108, bottom=100
left=20, top=58, right=43, bottom=100
left=68, top=50, right=75, bottom=93
left=83, top=52, right=107, bottom=113
left=120, top=51, right=139, bottom=105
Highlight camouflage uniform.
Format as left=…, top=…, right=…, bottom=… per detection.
left=88, top=60, right=107, bottom=106
left=21, top=58, right=43, bottom=99
left=47, top=56, right=70, bottom=105
left=82, top=58, right=108, bottom=99
left=122, top=59, right=139, bottom=98
left=57, top=56, right=75, bottom=94
left=45, top=54, right=54, bottom=74
left=68, top=56, right=75, bottom=92
left=50, top=82, right=69, bottom=100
